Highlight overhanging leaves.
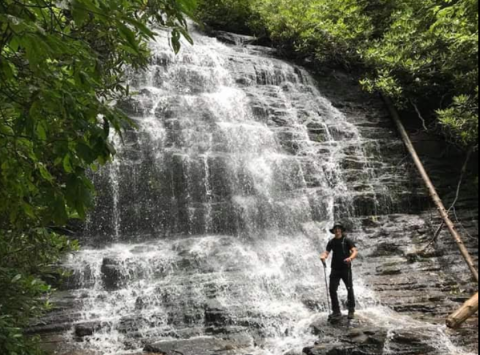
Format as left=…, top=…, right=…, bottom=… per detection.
left=0, top=0, right=197, bottom=353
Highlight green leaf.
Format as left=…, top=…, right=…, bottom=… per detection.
left=118, top=22, right=139, bottom=54
left=171, top=29, right=182, bottom=54
left=0, top=59, right=15, bottom=80
left=118, top=45, right=139, bottom=55
left=38, top=164, right=53, bottom=182
left=177, top=0, right=198, bottom=16
left=0, top=123, right=14, bottom=136
left=176, top=26, right=194, bottom=45
left=23, top=203, right=36, bottom=219
left=71, top=5, right=88, bottom=27
left=63, top=155, right=73, bottom=173
left=76, top=143, right=95, bottom=164
left=53, top=195, right=68, bottom=225
left=122, top=17, right=156, bottom=39
left=36, top=123, right=47, bottom=141
left=74, top=0, right=101, bottom=14
left=105, top=142, right=116, bottom=155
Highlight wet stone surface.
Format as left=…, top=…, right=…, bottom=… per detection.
left=144, top=334, right=254, bottom=355
left=304, top=315, right=438, bottom=355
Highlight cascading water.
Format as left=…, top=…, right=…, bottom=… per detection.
left=48, top=27, right=476, bottom=355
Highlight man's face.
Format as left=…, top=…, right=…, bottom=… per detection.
left=334, top=228, right=343, bottom=238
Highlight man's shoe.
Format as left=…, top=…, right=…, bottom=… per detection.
left=328, top=312, right=342, bottom=320
left=348, top=310, right=355, bottom=320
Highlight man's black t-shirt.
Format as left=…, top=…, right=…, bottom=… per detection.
left=327, top=237, right=356, bottom=270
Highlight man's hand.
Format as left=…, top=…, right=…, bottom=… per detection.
left=320, top=252, right=328, bottom=266
left=347, top=248, right=358, bottom=264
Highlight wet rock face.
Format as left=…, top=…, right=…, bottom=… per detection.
left=82, top=29, right=424, bottom=245
left=305, top=315, right=441, bottom=355
left=313, top=71, right=478, bottom=354
left=101, top=257, right=125, bottom=291
left=305, top=330, right=387, bottom=355
left=36, top=30, right=478, bottom=355
left=144, top=335, right=253, bottom=355
left=74, top=322, right=109, bottom=338
left=204, top=300, right=232, bottom=327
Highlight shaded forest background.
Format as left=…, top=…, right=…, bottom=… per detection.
left=0, top=0, right=478, bottom=353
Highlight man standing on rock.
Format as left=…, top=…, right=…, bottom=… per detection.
left=321, top=223, right=358, bottom=320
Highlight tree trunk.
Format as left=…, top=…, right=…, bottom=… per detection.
left=446, top=293, right=479, bottom=329
left=383, top=96, right=479, bottom=283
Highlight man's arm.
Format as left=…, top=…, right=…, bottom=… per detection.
left=320, top=251, right=330, bottom=261
left=345, top=247, right=358, bottom=264
left=321, top=240, right=332, bottom=263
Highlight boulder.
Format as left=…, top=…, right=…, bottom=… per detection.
left=304, top=327, right=387, bottom=355
left=386, top=330, right=437, bottom=354
left=26, top=322, right=72, bottom=335
left=212, top=31, right=257, bottom=46
left=305, top=313, right=446, bottom=355
left=101, top=258, right=124, bottom=291
left=204, top=300, right=232, bottom=326
left=144, top=336, right=250, bottom=355
left=74, top=322, right=109, bottom=338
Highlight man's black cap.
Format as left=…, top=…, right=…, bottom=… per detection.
left=330, top=224, right=346, bottom=234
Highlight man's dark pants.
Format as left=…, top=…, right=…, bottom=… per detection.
left=330, top=268, right=355, bottom=313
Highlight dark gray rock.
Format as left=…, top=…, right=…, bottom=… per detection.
left=144, top=336, right=250, bottom=355
left=212, top=31, right=258, bottom=46
left=386, top=330, right=437, bottom=354
left=116, top=316, right=149, bottom=334
left=74, top=322, right=110, bottom=338
left=101, top=257, right=125, bottom=291
left=26, top=322, right=72, bottom=335
left=204, top=300, right=232, bottom=326
left=305, top=315, right=442, bottom=355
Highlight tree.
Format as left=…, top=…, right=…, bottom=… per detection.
left=252, top=0, right=373, bottom=64
left=197, top=0, right=479, bottom=150
left=359, top=0, right=479, bottom=150
left=196, top=0, right=255, bottom=34
left=0, top=0, right=196, bottom=353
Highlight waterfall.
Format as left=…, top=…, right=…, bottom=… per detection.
left=47, top=27, right=475, bottom=355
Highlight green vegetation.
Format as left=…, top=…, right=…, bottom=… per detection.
left=197, top=0, right=254, bottom=34
left=0, top=0, right=195, bottom=353
left=198, top=0, right=479, bottom=150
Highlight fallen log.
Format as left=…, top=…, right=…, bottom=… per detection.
left=383, top=96, right=479, bottom=283
left=446, top=293, right=479, bottom=329
left=419, top=147, right=473, bottom=255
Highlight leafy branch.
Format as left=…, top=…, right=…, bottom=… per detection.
left=0, top=0, right=197, bottom=353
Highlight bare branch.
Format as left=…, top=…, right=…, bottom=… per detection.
left=411, top=100, right=429, bottom=132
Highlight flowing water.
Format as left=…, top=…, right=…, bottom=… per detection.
left=56, top=28, right=475, bottom=355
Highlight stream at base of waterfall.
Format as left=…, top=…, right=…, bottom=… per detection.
left=34, top=26, right=477, bottom=355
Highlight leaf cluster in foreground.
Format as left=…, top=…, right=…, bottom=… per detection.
left=0, top=0, right=196, bottom=353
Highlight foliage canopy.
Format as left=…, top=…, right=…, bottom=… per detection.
left=196, top=0, right=253, bottom=34
left=198, top=0, right=479, bottom=150
left=0, top=0, right=195, bottom=353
